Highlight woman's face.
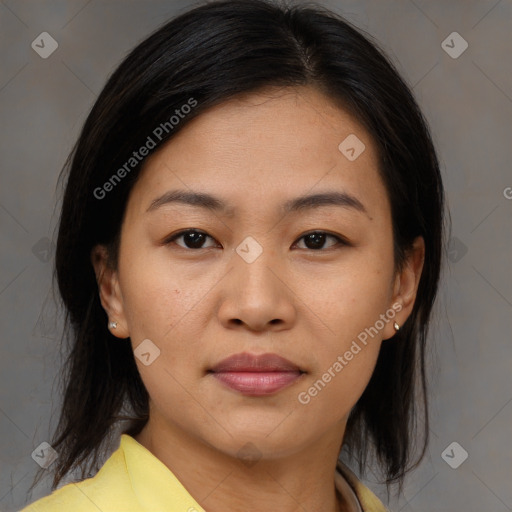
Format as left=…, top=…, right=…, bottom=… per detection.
left=93, top=86, right=423, bottom=461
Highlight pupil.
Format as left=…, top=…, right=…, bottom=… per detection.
left=306, top=233, right=325, bottom=249
left=185, top=232, right=205, bottom=248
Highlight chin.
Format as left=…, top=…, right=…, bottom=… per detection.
left=203, top=426, right=309, bottom=462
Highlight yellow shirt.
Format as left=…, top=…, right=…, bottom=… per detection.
left=21, top=434, right=389, bottom=511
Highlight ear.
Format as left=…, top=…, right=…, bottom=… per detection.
left=90, top=244, right=130, bottom=339
left=382, top=236, right=425, bottom=340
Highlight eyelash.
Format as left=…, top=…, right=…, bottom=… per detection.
left=163, top=229, right=349, bottom=251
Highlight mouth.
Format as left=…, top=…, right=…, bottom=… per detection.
left=208, top=352, right=306, bottom=396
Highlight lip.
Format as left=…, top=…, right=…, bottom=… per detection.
left=209, top=352, right=305, bottom=396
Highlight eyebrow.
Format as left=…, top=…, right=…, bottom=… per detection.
left=146, top=189, right=368, bottom=216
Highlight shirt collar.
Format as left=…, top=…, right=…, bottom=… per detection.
left=336, top=459, right=389, bottom=512
left=121, top=434, right=385, bottom=512
left=121, top=434, right=206, bottom=511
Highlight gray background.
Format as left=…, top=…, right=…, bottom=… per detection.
left=1, top=0, right=511, bottom=511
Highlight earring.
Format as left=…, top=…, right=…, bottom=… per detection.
left=393, top=321, right=400, bottom=332
left=108, top=321, right=118, bottom=330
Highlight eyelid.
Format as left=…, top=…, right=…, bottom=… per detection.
left=163, top=228, right=218, bottom=248
left=163, top=229, right=350, bottom=250
left=294, top=231, right=350, bottom=249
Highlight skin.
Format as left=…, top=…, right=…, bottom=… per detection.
left=92, top=85, right=424, bottom=512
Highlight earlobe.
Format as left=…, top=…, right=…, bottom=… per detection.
left=90, top=244, right=130, bottom=339
left=383, top=236, right=425, bottom=340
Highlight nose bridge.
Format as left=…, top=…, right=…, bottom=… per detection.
left=233, top=233, right=280, bottom=290
left=218, top=232, right=295, bottom=330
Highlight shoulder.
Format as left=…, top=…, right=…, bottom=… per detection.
left=20, top=439, right=137, bottom=512
left=336, top=460, right=391, bottom=512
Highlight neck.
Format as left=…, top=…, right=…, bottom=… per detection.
left=133, top=417, right=349, bottom=512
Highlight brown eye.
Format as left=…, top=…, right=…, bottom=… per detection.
left=165, top=229, right=218, bottom=249
left=164, top=229, right=348, bottom=251
left=294, top=231, right=347, bottom=250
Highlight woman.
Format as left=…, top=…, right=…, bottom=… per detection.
left=22, top=0, right=445, bottom=510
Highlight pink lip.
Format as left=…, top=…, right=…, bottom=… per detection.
left=209, top=352, right=304, bottom=396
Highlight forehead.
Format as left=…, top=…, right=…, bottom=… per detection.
left=127, top=86, right=388, bottom=219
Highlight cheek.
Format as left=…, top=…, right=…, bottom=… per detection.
left=298, top=252, right=393, bottom=399
left=123, top=282, right=209, bottom=368
left=118, top=242, right=207, bottom=340
left=304, top=255, right=394, bottom=337
left=296, top=347, right=379, bottom=430
left=119, top=263, right=222, bottom=403
left=295, top=268, right=389, bottom=418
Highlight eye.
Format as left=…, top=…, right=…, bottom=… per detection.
left=164, top=229, right=219, bottom=249
left=164, top=229, right=348, bottom=251
left=293, top=231, right=347, bottom=250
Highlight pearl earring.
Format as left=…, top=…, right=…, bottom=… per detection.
left=108, top=321, right=118, bottom=330
left=393, top=321, right=400, bottom=332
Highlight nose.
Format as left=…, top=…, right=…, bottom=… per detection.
left=217, top=241, right=297, bottom=333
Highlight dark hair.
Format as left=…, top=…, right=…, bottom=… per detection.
left=34, top=0, right=445, bottom=498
